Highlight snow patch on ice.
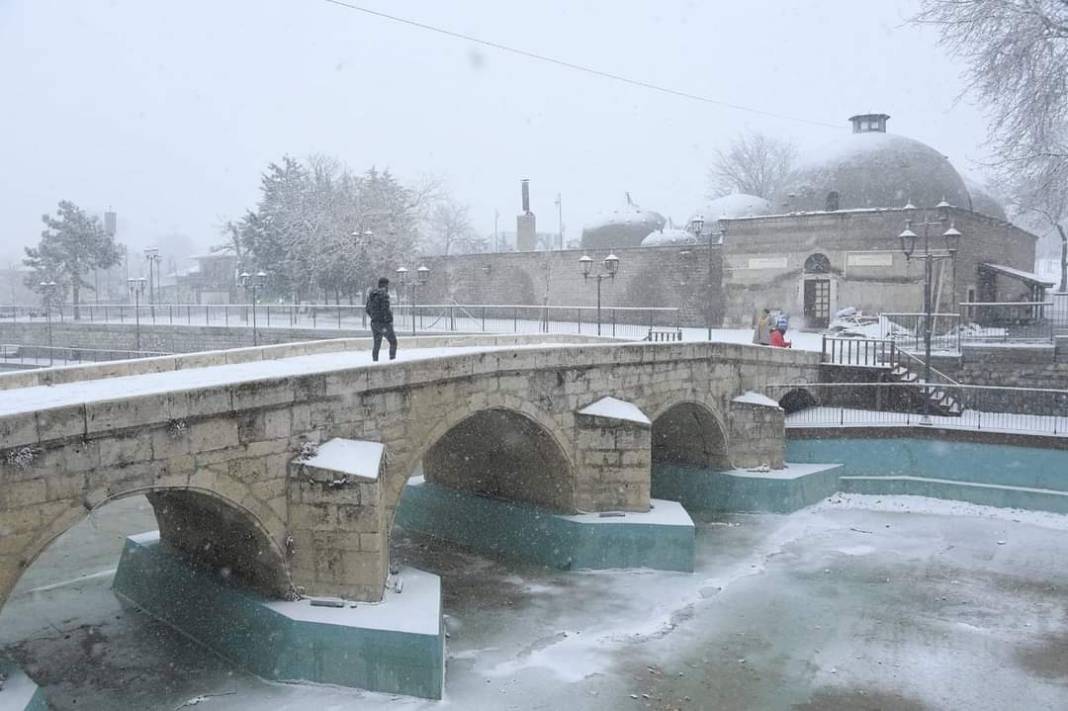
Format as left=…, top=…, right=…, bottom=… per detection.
left=814, top=493, right=1068, bottom=531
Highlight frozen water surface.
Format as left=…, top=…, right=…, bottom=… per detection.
left=4, top=494, right=1068, bottom=710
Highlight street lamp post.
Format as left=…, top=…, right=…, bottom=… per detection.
left=239, top=271, right=268, bottom=346
left=395, top=266, right=409, bottom=330
left=896, top=200, right=963, bottom=424
left=127, top=277, right=146, bottom=350
left=409, top=265, right=430, bottom=336
left=39, top=280, right=57, bottom=365
left=145, top=248, right=161, bottom=306
left=579, top=253, right=620, bottom=336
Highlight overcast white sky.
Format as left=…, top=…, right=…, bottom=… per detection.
left=0, top=0, right=990, bottom=267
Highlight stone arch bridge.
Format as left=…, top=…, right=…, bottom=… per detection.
left=0, top=338, right=819, bottom=607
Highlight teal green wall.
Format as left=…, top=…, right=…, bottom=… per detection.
left=112, top=537, right=444, bottom=699
left=396, top=482, right=694, bottom=572
left=786, top=438, right=1068, bottom=491
left=651, top=464, right=842, bottom=514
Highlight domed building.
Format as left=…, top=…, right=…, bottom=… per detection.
left=641, top=222, right=698, bottom=247
left=581, top=193, right=666, bottom=250
left=774, top=114, right=971, bottom=213
left=416, top=113, right=1045, bottom=334
left=717, top=113, right=1047, bottom=328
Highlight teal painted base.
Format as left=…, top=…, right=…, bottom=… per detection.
left=0, top=658, right=48, bottom=711
left=787, top=438, right=1068, bottom=514
left=652, top=463, right=843, bottom=513
left=396, top=480, right=695, bottom=572
left=112, top=532, right=444, bottom=699
left=838, top=476, right=1068, bottom=513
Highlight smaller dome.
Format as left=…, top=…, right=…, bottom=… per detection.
left=581, top=192, right=666, bottom=250
left=962, top=177, right=1008, bottom=221
left=693, top=194, right=773, bottom=223
left=641, top=226, right=698, bottom=247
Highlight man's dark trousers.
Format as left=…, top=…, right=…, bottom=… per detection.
left=372, top=321, right=397, bottom=361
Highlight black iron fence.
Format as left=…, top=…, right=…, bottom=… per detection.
left=0, top=302, right=679, bottom=341
left=766, top=381, right=1068, bottom=437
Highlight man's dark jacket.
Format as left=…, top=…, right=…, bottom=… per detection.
left=365, top=287, right=393, bottom=324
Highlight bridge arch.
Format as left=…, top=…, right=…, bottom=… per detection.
left=778, top=387, right=819, bottom=414
left=3, top=476, right=292, bottom=613
left=420, top=407, right=576, bottom=512
left=649, top=400, right=730, bottom=470
left=391, top=393, right=577, bottom=517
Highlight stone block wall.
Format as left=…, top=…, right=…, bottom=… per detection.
left=417, top=244, right=724, bottom=328
left=573, top=411, right=652, bottom=512
left=728, top=400, right=786, bottom=469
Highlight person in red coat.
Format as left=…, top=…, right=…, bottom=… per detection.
left=770, top=326, right=792, bottom=348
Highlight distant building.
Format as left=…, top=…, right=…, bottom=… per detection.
left=421, top=113, right=1045, bottom=329
left=161, top=247, right=239, bottom=304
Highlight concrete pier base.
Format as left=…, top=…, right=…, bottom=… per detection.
left=112, top=532, right=444, bottom=699
left=0, top=658, right=48, bottom=711
left=396, top=478, right=695, bottom=572
left=652, top=462, right=843, bottom=513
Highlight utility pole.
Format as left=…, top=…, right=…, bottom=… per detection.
left=493, top=210, right=500, bottom=253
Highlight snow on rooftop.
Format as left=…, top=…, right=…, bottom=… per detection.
left=732, top=391, right=781, bottom=408
left=302, top=438, right=383, bottom=480
left=981, top=263, right=1056, bottom=287
left=578, top=396, right=651, bottom=425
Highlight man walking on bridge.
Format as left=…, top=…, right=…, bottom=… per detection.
left=365, top=277, right=398, bottom=361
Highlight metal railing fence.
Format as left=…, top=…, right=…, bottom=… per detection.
left=0, top=343, right=172, bottom=369
left=766, top=381, right=1068, bottom=437
left=0, top=302, right=679, bottom=340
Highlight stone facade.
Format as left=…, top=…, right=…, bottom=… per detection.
left=721, top=207, right=1037, bottom=328
left=413, top=206, right=1036, bottom=332
left=417, top=244, right=724, bottom=329
left=0, top=339, right=819, bottom=608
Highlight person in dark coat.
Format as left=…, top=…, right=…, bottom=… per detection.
left=365, top=277, right=397, bottom=361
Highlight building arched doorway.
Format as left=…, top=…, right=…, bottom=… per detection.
left=802, top=253, right=833, bottom=328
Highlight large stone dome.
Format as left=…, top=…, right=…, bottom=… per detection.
left=582, top=193, right=666, bottom=250
left=962, top=176, right=1008, bottom=221
left=774, top=114, right=970, bottom=213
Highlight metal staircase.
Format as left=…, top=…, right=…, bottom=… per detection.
left=889, top=353, right=963, bottom=417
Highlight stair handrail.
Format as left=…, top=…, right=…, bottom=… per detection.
left=895, top=347, right=960, bottom=388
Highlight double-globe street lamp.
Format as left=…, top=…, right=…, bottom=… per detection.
left=239, top=271, right=268, bottom=346
left=895, top=199, right=962, bottom=423
left=395, top=264, right=431, bottom=335
left=127, top=277, right=147, bottom=351
left=145, top=248, right=162, bottom=306
left=686, top=214, right=727, bottom=340
left=579, top=252, right=620, bottom=336
left=39, top=280, right=58, bottom=365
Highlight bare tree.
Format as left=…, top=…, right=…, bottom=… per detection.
left=915, top=0, right=1068, bottom=289
left=915, top=1, right=1068, bottom=167
left=425, top=195, right=485, bottom=256
left=1004, top=162, right=1068, bottom=291
left=707, top=131, right=797, bottom=200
